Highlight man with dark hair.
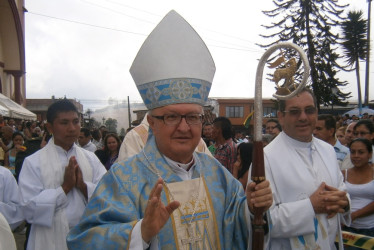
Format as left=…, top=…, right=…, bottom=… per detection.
left=18, top=99, right=106, bottom=250
left=78, top=128, right=96, bottom=152
left=265, top=118, right=282, bottom=138
left=202, top=122, right=214, bottom=147
left=211, top=116, right=237, bottom=173
left=313, top=114, right=349, bottom=168
left=263, top=87, right=350, bottom=249
left=91, top=129, right=102, bottom=150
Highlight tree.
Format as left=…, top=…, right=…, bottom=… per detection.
left=119, top=128, right=126, bottom=137
left=341, top=10, right=367, bottom=111
left=260, top=0, right=351, bottom=108
left=84, top=109, right=93, bottom=128
left=105, top=118, right=118, bottom=133
left=91, top=118, right=102, bottom=129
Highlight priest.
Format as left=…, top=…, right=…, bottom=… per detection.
left=264, top=88, right=350, bottom=249
left=67, top=10, right=272, bottom=249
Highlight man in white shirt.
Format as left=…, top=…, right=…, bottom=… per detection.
left=78, top=127, right=97, bottom=152
left=313, top=114, right=349, bottom=169
left=19, top=99, right=107, bottom=250
left=264, top=88, right=350, bottom=249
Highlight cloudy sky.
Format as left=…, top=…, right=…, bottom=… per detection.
left=25, top=0, right=370, bottom=111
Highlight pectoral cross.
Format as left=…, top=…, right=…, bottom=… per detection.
left=181, top=224, right=203, bottom=248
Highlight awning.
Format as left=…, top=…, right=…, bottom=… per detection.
left=344, top=107, right=374, bottom=117
left=0, top=93, right=36, bottom=120
left=0, top=104, right=9, bottom=117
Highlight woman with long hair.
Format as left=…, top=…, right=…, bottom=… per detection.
left=342, top=138, right=374, bottom=242
left=4, top=132, right=26, bottom=176
left=95, top=133, right=121, bottom=170
left=232, top=142, right=253, bottom=190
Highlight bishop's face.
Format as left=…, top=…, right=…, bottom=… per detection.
left=148, top=103, right=203, bottom=164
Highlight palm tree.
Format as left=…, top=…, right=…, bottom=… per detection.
left=341, top=10, right=368, bottom=113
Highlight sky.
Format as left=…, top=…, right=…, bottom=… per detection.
left=24, top=0, right=372, bottom=112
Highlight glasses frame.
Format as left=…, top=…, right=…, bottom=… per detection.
left=152, top=114, right=204, bottom=126
left=282, top=107, right=317, bottom=116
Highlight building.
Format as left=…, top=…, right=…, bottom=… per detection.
left=213, top=97, right=277, bottom=135
left=0, top=0, right=26, bottom=105
left=26, top=97, right=84, bottom=121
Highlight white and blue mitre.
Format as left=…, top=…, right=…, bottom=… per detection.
left=130, top=10, right=215, bottom=109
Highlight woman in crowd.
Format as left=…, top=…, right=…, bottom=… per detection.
left=342, top=138, right=374, bottom=243
left=232, top=142, right=253, bottom=190
left=15, top=123, right=24, bottom=136
left=95, top=133, right=121, bottom=170
left=353, top=119, right=374, bottom=162
left=4, top=132, right=25, bottom=176
left=23, top=121, right=36, bottom=140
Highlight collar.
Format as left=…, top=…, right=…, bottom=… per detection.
left=281, top=131, right=313, bottom=149
left=164, top=155, right=195, bottom=171
left=50, top=137, right=75, bottom=154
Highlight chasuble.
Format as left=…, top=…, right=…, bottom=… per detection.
left=67, top=133, right=255, bottom=249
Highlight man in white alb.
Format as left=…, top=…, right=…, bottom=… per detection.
left=19, top=99, right=107, bottom=250
left=263, top=87, right=350, bottom=249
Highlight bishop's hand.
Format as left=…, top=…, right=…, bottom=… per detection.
left=141, top=178, right=180, bottom=243
left=246, top=180, right=273, bottom=214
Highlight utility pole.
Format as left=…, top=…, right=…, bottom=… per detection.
left=127, top=96, right=132, bottom=129
left=365, top=0, right=372, bottom=106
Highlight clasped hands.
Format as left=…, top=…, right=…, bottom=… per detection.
left=310, top=182, right=349, bottom=218
left=61, top=156, right=87, bottom=199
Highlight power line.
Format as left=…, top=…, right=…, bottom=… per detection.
left=27, top=11, right=147, bottom=37
left=79, top=0, right=261, bottom=50
left=79, top=0, right=156, bottom=24
left=104, top=0, right=162, bottom=17
left=27, top=11, right=263, bottom=53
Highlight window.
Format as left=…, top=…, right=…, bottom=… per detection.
left=264, top=107, right=277, bottom=117
left=225, top=106, right=243, bottom=118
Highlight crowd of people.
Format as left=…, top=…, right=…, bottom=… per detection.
left=0, top=9, right=373, bottom=250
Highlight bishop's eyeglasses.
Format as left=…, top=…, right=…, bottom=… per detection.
left=152, top=113, right=204, bottom=125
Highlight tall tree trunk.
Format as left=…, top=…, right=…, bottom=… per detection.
left=364, top=0, right=372, bottom=106
left=356, top=56, right=363, bottom=114
left=304, top=1, right=319, bottom=108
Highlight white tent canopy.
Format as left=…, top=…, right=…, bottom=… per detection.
left=343, top=107, right=374, bottom=117
left=0, top=104, right=9, bottom=117
left=0, top=93, right=36, bottom=120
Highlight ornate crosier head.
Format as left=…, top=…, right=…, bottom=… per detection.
left=253, top=42, right=311, bottom=141
left=259, top=43, right=310, bottom=101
